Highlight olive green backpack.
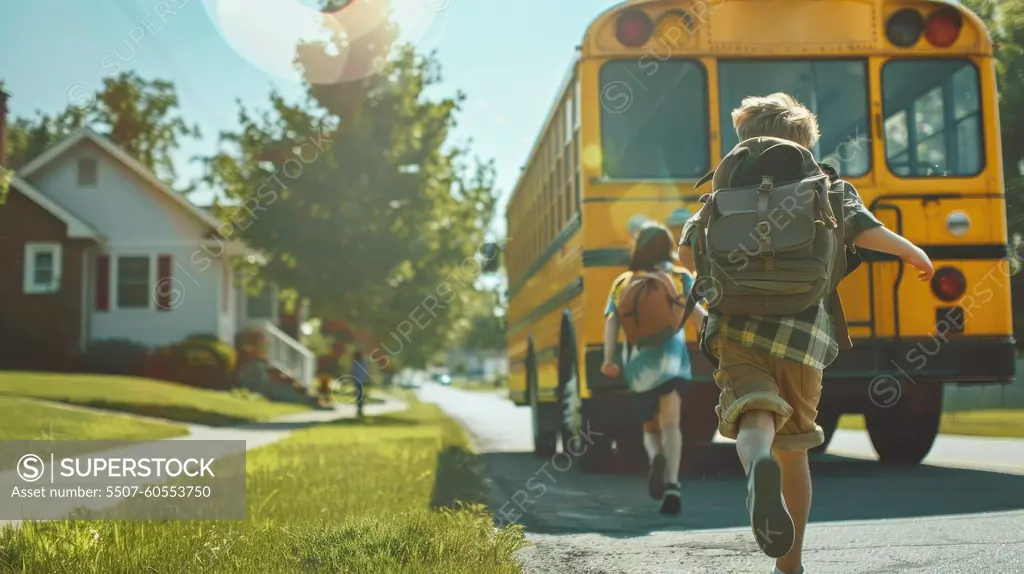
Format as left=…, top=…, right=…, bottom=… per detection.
left=680, top=136, right=849, bottom=325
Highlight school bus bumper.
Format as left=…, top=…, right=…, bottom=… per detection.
left=584, top=337, right=1015, bottom=392
left=827, top=336, right=1016, bottom=384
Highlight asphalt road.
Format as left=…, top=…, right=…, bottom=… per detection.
left=418, top=383, right=1024, bottom=574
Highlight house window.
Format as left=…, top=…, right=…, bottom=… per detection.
left=77, top=158, right=98, bottom=186
left=117, top=256, right=151, bottom=309
left=247, top=286, right=275, bottom=319
left=23, top=243, right=62, bottom=294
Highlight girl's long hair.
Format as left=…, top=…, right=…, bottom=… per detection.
left=629, top=224, right=679, bottom=272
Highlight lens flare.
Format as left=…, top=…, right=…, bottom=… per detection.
left=200, top=0, right=446, bottom=84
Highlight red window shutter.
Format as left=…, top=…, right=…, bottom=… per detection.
left=95, top=255, right=109, bottom=311
left=157, top=255, right=172, bottom=311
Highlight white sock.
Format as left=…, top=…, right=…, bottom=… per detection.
left=661, top=425, right=683, bottom=485
left=643, top=430, right=662, bottom=463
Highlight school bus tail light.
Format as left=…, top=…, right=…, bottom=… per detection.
left=931, top=267, right=967, bottom=302
left=616, top=9, right=653, bottom=47
left=885, top=8, right=924, bottom=47
left=924, top=6, right=963, bottom=48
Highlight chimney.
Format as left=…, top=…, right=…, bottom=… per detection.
left=0, top=88, right=8, bottom=167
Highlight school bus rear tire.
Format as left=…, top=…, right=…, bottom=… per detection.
left=864, top=383, right=942, bottom=465
left=559, top=336, right=613, bottom=472
left=528, top=355, right=558, bottom=458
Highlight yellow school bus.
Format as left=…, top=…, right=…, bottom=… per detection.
left=501, top=0, right=1015, bottom=470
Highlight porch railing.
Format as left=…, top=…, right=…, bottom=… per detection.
left=247, top=320, right=316, bottom=391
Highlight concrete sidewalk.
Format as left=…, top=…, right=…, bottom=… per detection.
left=0, top=396, right=407, bottom=529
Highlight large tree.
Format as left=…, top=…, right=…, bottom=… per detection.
left=4, top=71, right=199, bottom=188
left=206, top=33, right=501, bottom=368
left=965, top=0, right=1024, bottom=227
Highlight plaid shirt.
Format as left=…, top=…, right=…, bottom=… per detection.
left=706, top=300, right=838, bottom=370
left=682, top=168, right=882, bottom=370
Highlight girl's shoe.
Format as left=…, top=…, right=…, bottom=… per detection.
left=648, top=454, right=667, bottom=500
left=659, top=483, right=681, bottom=515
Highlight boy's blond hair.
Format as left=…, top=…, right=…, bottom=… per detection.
left=731, top=92, right=820, bottom=149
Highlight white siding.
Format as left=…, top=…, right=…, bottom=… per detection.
left=27, top=140, right=208, bottom=244
left=89, top=246, right=224, bottom=348
left=218, top=265, right=236, bottom=343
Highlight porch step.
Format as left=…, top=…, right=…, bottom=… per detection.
left=235, top=359, right=316, bottom=406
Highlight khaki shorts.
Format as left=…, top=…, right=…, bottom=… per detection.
left=711, top=336, right=825, bottom=451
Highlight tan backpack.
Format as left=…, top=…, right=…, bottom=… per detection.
left=617, top=270, right=686, bottom=348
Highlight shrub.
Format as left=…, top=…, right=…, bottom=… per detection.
left=147, top=337, right=238, bottom=389
left=183, top=336, right=237, bottom=373
left=235, top=328, right=268, bottom=363
left=82, top=339, right=151, bottom=376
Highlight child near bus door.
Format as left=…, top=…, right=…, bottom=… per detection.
left=601, top=222, right=708, bottom=515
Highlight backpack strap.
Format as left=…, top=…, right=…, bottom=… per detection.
left=649, top=270, right=684, bottom=300
left=693, top=169, right=715, bottom=189
left=679, top=204, right=712, bottom=330
left=755, top=175, right=775, bottom=270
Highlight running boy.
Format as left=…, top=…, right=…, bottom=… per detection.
left=678, top=93, right=934, bottom=574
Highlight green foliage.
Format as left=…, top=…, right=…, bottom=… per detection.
left=964, top=0, right=1024, bottom=224
left=4, top=71, right=199, bottom=187
left=148, top=335, right=239, bottom=390
left=0, top=166, right=11, bottom=205
left=456, top=290, right=506, bottom=351
left=206, top=39, right=502, bottom=369
left=0, top=396, right=187, bottom=441
left=0, top=402, right=527, bottom=573
left=0, top=371, right=308, bottom=426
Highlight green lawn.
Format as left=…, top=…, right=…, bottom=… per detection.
left=451, top=377, right=505, bottom=392
left=838, top=409, right=1024, bottom=438
left=0, top=396, right=187, bottom=441
left=0, top=372, right=309, bottom=427
left=0, top=402, right=527, bottom=573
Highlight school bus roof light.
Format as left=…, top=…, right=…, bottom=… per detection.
left=924, top=6, right=963, bottom=48
left=616, top=9, right=653, bottom=47
left=885, top=8, right=925, bottom=48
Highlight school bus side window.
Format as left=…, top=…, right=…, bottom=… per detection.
left=882, top=59, right=983, bottom=177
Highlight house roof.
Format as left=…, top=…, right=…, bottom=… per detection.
left=10, top=176, right=106, bottom=241
left=16, top=129, right=225, bottom=233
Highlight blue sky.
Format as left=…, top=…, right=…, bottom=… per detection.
left=0, top=0, right=620, bottom=227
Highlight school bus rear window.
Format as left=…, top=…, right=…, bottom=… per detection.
left=882, top=58, right=983, bottom=178
left=598, top=59, right=708, bottom=180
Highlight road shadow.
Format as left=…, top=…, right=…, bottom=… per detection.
left=477, top=444, right=1024, bottom=537
left=429, top=445, right=491, bottom=510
